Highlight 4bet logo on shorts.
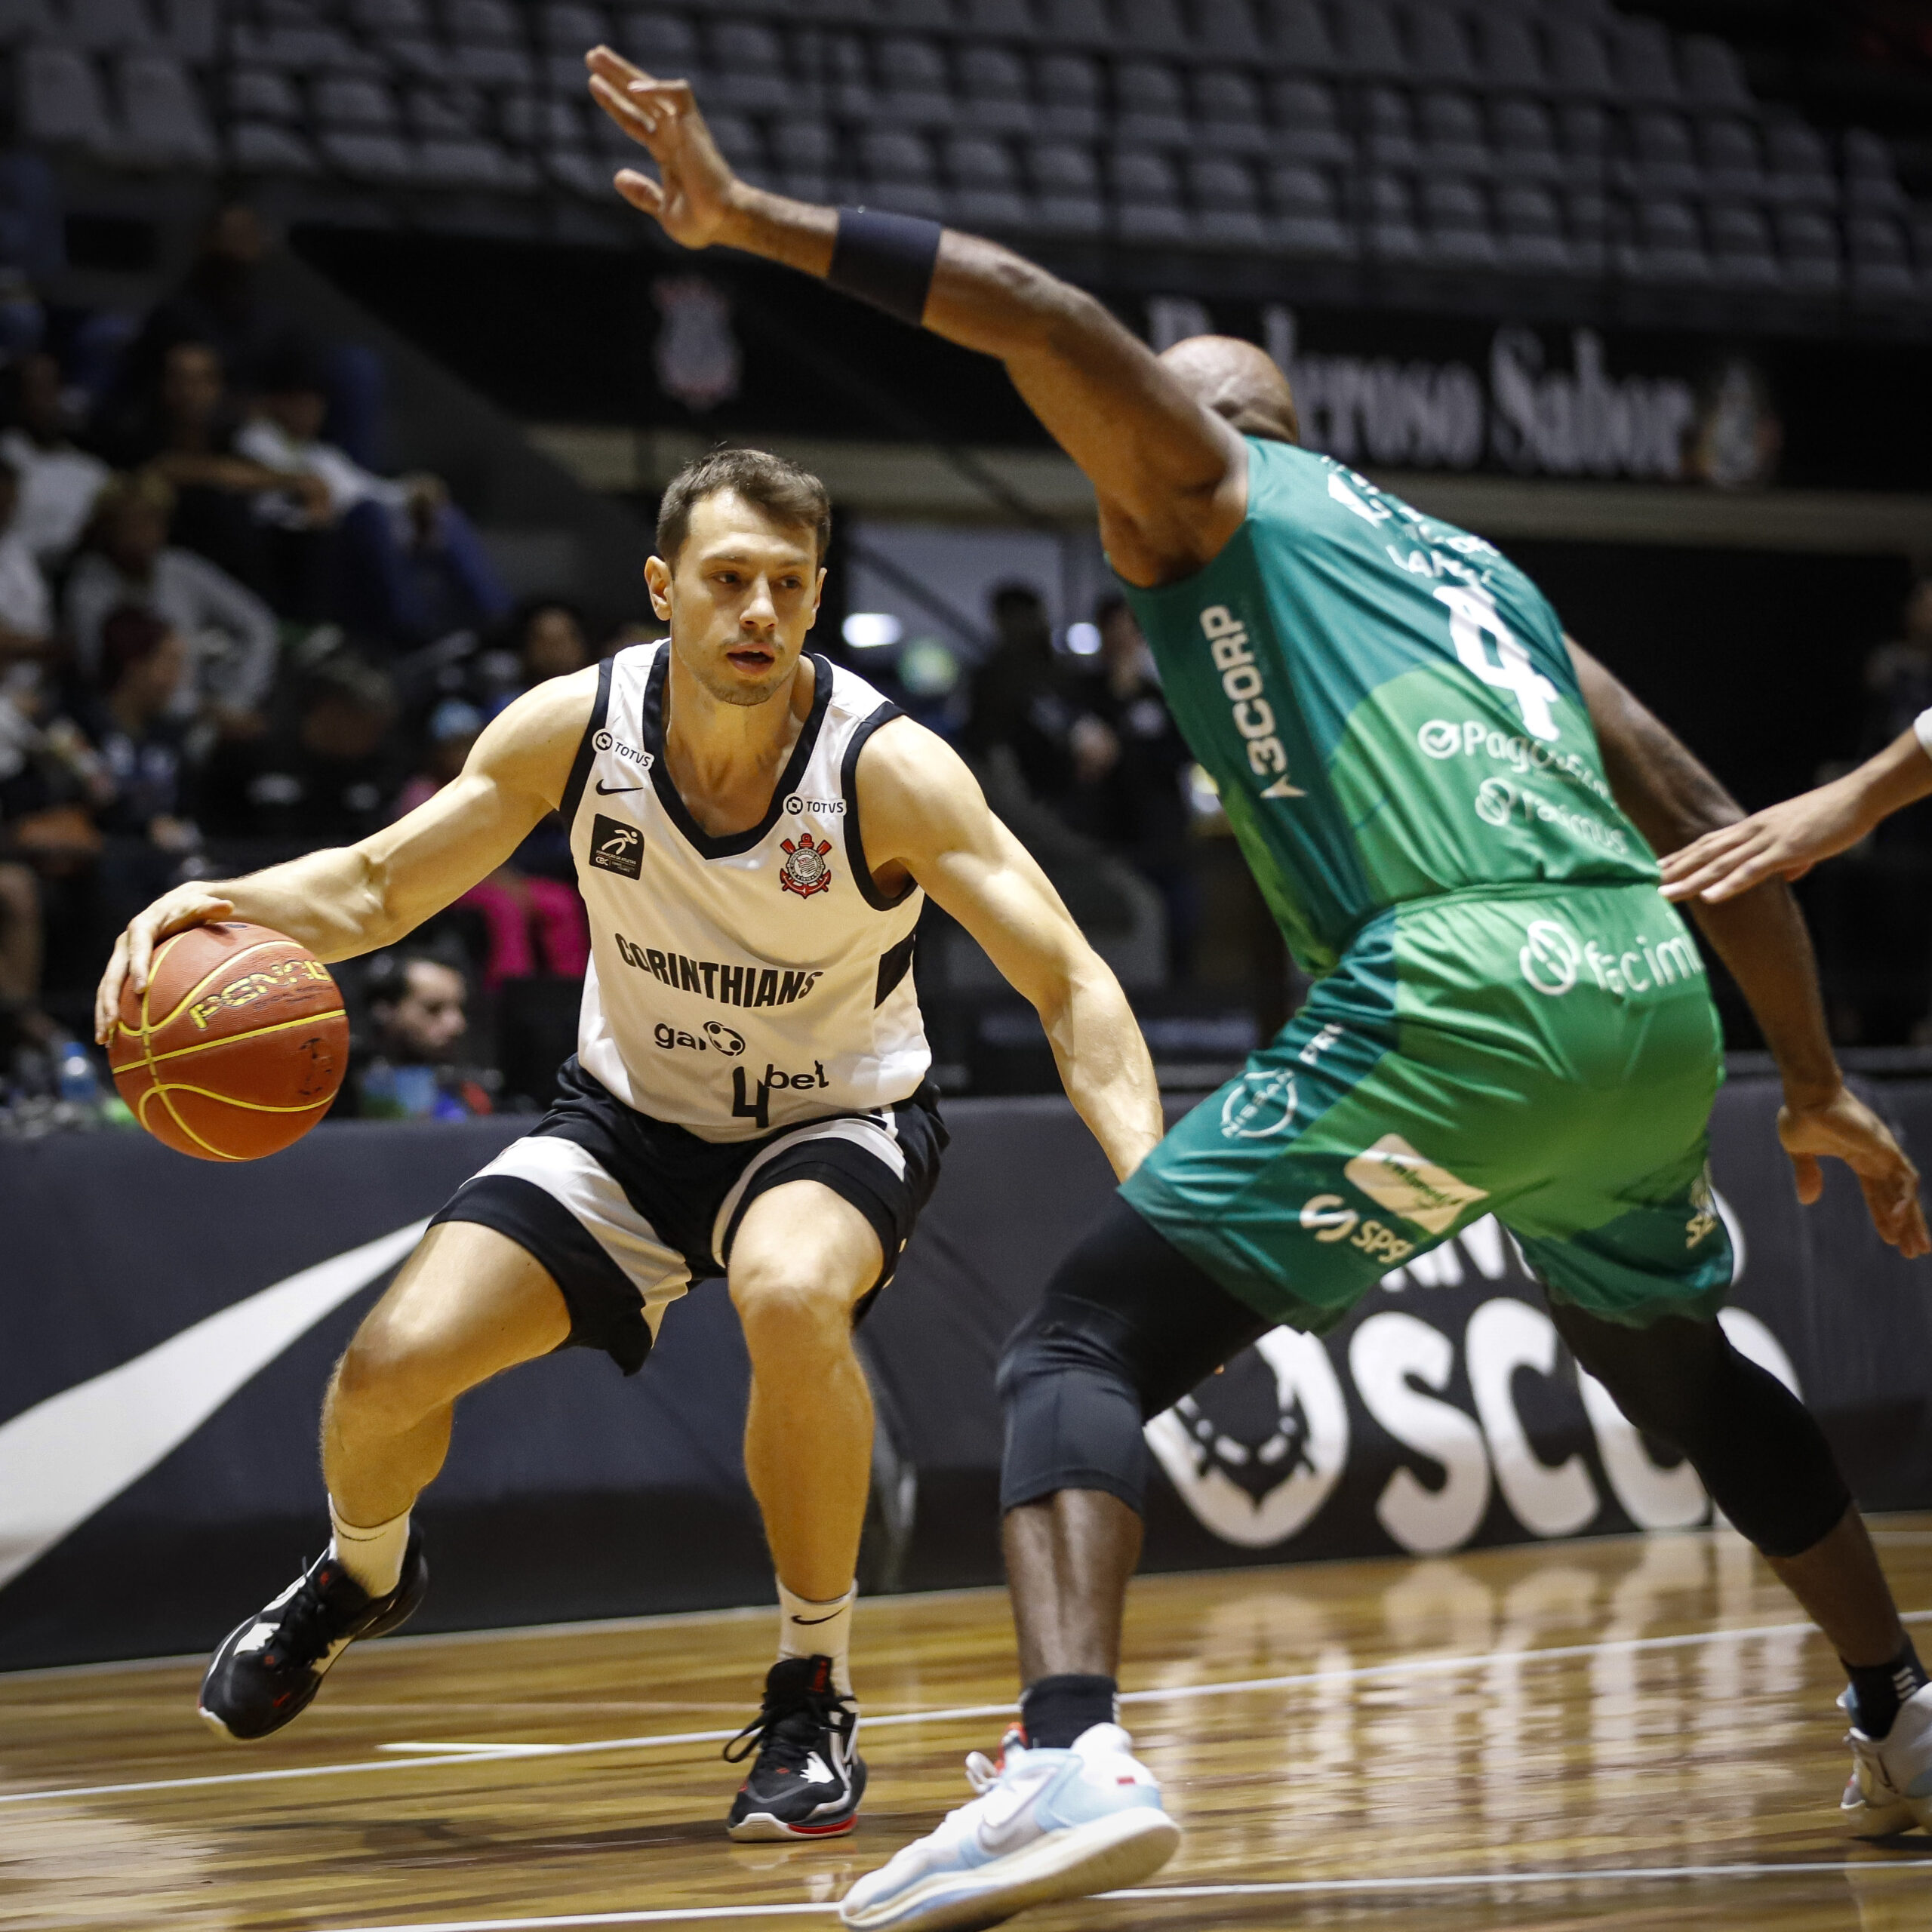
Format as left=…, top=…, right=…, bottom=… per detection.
left=589, top=814, right=644, bottom=879
left=780, top=833, right=833, bottom=897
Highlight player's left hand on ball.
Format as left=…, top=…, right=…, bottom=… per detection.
left=94, top=884, right=235, bottom=1048
left=584, top=45, right=737, bottom=248
left=1778, top=1084, right=1930, bottom=1260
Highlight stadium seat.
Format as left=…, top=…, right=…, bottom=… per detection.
left=1765, top=118, right=1836, bottom=210
left=1266, top=77, right=1351, bottom=168
left=1264, top=161, right=1354, bottom=258
left=1038, top=0, right=1107, bottom=48
left=406, top=82, right=481, bottom=137
left=232, top=15, right=372, bottom=73
left=1625, top=199, right=1712, bottom=284
left=1846, top=212, right=1917, bottom=302
left=878, top=0, right=958, bottom=29
left=18, top=45, right=118, bottom=156
left=1187, top=155, right=1267, bottom=249
left=231, top=120, right=321, bottom=171
left=117, top=48, right=217, bottom=165
left=1702, top=118, right=1768, bottom=203
left=857, top=127, right=948, bottom=219
left=1025, top=137, right=1104, bottom=235
left=1419, top=90, right=1489, bottom=178
left=703, top=109, right=765, bottom=174
left=1362, top=87, right=1418, bottom=174
left=1115, top=58, right=1190, bottom=149
left=354, top=0, right=428, bottom=29
left=1334, top=2, right=1405, bottom=79
left=443, top=0, right=534, bottom=88
left=771, top=116, right=837, bottom=202
left=1706, top=203, right=1781, bottom=290
left=1627, top=110, right=1702, bottom=199
left=1775, top=206, right=1841, bottom=294
left=547, top=146, right=608, bottom=197
left=1844, top=129, right=1907, bottom=212
left=315, top=72, right=399, bottom=127
left=1035, top=50, right=1101, bottom=141
left=1195, top=0, right=1264, bottom=65
left=501, top=88, right=587, bottom=149
left=1607, top=16, right=1679, bottom=106
left=1420, top=177, right=1497, bottom=270
left=1192, top=68, right=1269, bottom=155
left=874, top=35, right=955, bottom=126
left=1116, top=0, right=1187, bottom=54
left=960, top=0, right=1041, bottom=38
left=1495, top=183, right=1572, bottom=275
left=1562, top=186, right=1609, bottom=276
left=0, top=0, right=51, bottom=45
left=1401, top=5, right=1475, bottom=87
left=1361, top=171, right=1423, bottom=263
left=1472, top=14, right=1543, bottom=94
left=958, top=45, right=1032, bottom=132
left=823, top=32, right=878, bottom=119
left=540, top=3, right=605, bottom=88
left=1491, top=98, right=1561, bottom=183
left=62, top=0, right=154, bottom=52
left=1260, top=0, right=1337, bottom=74
left=229, top=65, right=300, bottom=121
left=1679, top=32, right=1752, bottom=112
left=1110, top=147, right=1189, bottom=245
left=1543, top=20, right=1614, bottom=100
left=320, top=128, right=414, bottom=180
left=705, top=21, right=788, bottom=112
left=1556, top=102, right=1610, bottom=191
left=943, top=131, right=1032, bottom=229
left=627, top=11, right=699, bottom=75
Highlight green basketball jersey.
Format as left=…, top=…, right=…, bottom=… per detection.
left=1122, top=438, right=1657, bottom=976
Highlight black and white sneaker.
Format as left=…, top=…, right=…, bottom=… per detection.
left=724, top=1655, right=866, bottom=1841
left=198, top=1532, right=429, bottom=1741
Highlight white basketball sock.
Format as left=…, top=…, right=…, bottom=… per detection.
left=778, top=1578, right=855, bottom=1697
left=328, top=1499, right=411, bottom=1598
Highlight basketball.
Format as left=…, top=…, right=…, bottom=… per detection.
left=109, top=921, right=349, bottom=1161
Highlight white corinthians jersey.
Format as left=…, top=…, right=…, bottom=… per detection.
left=565, top=642, right=929, bottom=1140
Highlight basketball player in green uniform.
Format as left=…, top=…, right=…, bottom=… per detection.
left=586, top=49, right=1930, bottom=1930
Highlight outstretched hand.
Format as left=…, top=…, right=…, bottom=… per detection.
left=1778, top=1084, right=1930, bottom=1260
left=584, top=45, right=739, bottom=248
left=94, top=884, right=235, bottom=1048
left=1658, top=780, right=1869, bottom=905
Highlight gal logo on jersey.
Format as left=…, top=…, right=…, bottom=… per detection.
left=780, top=834, right=834, bottom=897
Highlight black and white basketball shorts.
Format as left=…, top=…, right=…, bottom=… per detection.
left=431, top=1057, right=948, bottom=1375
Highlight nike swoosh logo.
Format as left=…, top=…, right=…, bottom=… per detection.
left=0, top=1220, right=427, bottom=1592
left=595, top=780, right=645, bottom=795
left=792, top=1610, right=844, bottom=1626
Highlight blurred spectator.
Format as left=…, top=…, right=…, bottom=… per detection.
left=963, top=583, right=1089, bottom=808
left=239, top=347, right=510, bottom=647
left=198, top=654, right=401, bottom=844
left=65, top=472, right=278, bottom=731
left=0, top=458, right=51, bottom=664
left=95, top=340, right=326, bottom=594
left=1862, top=574, right=1932, bottom=759
left=393, top=696, right=481, bottom=817
left=0, top=856, right=39, bottom=1018
left=0, top=352, right=107, bottom=567
left=474, top=597, right=591, bottom=712
left=340, top=946, right=493, bottom=1120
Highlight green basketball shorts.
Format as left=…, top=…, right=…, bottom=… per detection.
left=1122, top=882, right=1733, bottom=1334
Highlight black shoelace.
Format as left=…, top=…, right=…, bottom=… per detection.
left=723, top=1684, right=844, bottom=1772
left=261, top=1560, right=357, bottom=1672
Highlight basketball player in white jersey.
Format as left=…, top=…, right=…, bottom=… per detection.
left=94, top=448, right=1164, bottom=1840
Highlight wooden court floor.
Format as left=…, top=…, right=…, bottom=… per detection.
left=5, top=1523, right=1932, bottom=1931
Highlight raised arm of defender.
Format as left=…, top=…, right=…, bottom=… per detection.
left=584, top=48, right=1246, bottom=586
left=93, top=669, right=596, bottom=1045
left=1571, top=641, right=1927, bottom=1258
left=857, top=718, right=1164, bottom=1183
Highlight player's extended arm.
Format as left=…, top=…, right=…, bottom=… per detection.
left=857, top=719, right=1164, bottom=1183
left=92, top=670, right=595, bottom=1045
left=583, top=48, right=1244, bottom=584
left=1658, top=716, right=1932, bottom=905
left=1571, top=640, right=1927, bottom=1259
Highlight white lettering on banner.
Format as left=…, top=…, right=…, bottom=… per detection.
left=1465, top=1300, right=1599, bottom=1538
left=1344, top=1134, right=1489, bottom=1235
left=1143, top=1327, right=1351, bottom=1548
left=1198, top=605, right=1303, bottom=799
left=1349, top=1312, right=1493, bottom=1555
left=1518, top=915, right=1706, bottom=1001
left=1435, top=583, right=1561, bottom=742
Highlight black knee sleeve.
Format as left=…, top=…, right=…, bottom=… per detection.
left=997, top=1199, right=1269, bottom=1518
left=1552, top=1306, right=1850, bottom=1558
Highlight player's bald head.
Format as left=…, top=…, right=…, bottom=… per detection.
left=1159, top=335, right=1300, bottom=446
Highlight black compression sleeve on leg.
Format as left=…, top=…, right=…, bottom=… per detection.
left=826, top=209, right=943, bottom=327
left=1552, top=1304, right=1851, bottom=1558
left=998, top=1198, right=1270, bottom=1516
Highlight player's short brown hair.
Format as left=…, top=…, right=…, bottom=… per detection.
left=655, top=448, right=832, bottom=568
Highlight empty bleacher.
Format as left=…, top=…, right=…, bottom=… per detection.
left=9, top=0, right=1930, bottom=311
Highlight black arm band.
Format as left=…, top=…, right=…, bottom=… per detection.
left=826, top=208, right=943, bottom=328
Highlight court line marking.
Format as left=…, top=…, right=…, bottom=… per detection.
left=8, top=1607, right=1927, bottom=1807
left=310, top=1861, right=1932, bottom=1932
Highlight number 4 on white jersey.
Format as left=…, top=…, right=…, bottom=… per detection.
left=1434, top=584, right=1561, bottom=743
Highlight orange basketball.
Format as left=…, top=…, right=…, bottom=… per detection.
left=109, top=921, right=349, bottom=1161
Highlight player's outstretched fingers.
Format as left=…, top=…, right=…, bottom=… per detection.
left=94, top=930, right=131, bottom=1046
left=1787, top=1148, right=1824, bottom=1206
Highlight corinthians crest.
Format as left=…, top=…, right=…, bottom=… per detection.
left=780, top=833, right=834, bottom=897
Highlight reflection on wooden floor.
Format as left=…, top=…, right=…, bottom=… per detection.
left=5, top=1522, right=1932, bottom=1930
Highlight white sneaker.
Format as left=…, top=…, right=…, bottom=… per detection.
left=837, top=1722, right=1180, bottom=1931
left=1841, top=1682, right=1932, bottom=1835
